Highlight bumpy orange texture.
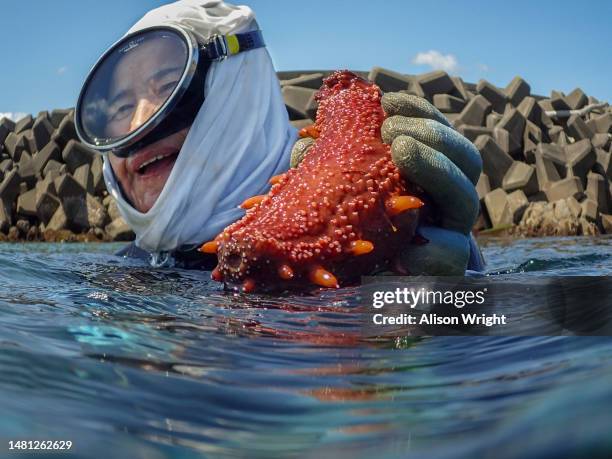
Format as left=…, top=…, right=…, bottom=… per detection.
left=210, top=70, right=422, bottom=290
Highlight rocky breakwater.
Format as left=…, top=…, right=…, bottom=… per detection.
left=0, top=110, right=134, bottom=242
left=2, top=69, right=610, bottom=242
left=278, top=68, right=612, bottom=237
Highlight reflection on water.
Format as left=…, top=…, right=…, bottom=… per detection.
left=0, top=237, right=611, bottom=458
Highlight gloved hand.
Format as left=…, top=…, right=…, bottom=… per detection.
left=290, top=92, right=484, bottom=275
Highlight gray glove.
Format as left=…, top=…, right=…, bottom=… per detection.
left=290, top=92, right=483, bottom=275
left=381, top=93, right=482, bottom=275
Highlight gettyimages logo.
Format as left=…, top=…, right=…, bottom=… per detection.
left=372, top=287, right=487, bottom=309
left=359, top=276, right=612, bottom=336
left=370, top=285, right=505, bottom=328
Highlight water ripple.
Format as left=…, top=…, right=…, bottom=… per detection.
left=0, top=238, right=610, bottom=458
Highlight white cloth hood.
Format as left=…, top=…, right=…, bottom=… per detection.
left=102, top=0, right=296, bottom=259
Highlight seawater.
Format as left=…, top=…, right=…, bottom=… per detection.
left=0, top=236, right=611, bottom=458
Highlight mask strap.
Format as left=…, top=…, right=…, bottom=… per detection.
left=202, top=30, right=265, bottom=61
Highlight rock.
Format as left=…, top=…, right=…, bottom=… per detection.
left=54, top=173, right=85, bottom=200
left=566, top=196, right=582, bottom=218
left=502, top=161, right=539, bottom=195
left=523, top=121, right=542, bottom=163
left=516, top=200, right=580, bottom=237
left=537, top=98, right=555, bottom=113
left=7, top=226, right=20, bottom=241
left=594, top=149, right=611, bottom=180
left=17, top=152, right=36, bottom=188
left=417, top=70, right=454, bottom=98
left=279, top=73, right=324, bottom=90
left=32, top=116, right=54, bottom=152
left=486, top=113, right=502, bottom=129
left=42, top=228, right=77, bottom=242
left=457, top=125, right=493, bottom=142
left=564, top=88, right=588, bottom=110
left=72, top=193, right=108, bottom=230
left=507, top=189, right=529, bottom=223
left=18, top=182, right=27, bottom=195
left=402, top=79, right=425, bottom=98
left=517, top=97, right=552, bottom=129
left=545, top=177, right=584, bottom=202
left=0, top=117, right=16, bottom=145
left=476, top=173, right=490, bottom=200
left=281, top=85, right=317, bottom=120
left=0, top=169, right=21, bottom=212
left=33, top=141, right=61, bottom=175
left=535, top=148, right=561, bottom=190
left=49, top=108, right=72, bottom=129
left=433, top=94, right=466, bottom=113
left=547, top=125, right=564, bottom=143
left=505, top=76, right=530, bottom=107
left=46, top=205, right=68, bottom=232
left=105, top=217, right=135, bottom=241
left=367, top=67, right=410, bottom=93
left=15, top=219, right=30, bottom=238
left=457, top=95, right=491, bottom=126
left=106, top=197, right=121, bottom=221
left=585, top=172, right=609, bottom=214
left=601, top=214, right=612, bottom=234
left=476, top=79, right=507, bottom=113
left=74, top=163, right=93, bottom=194
left=579, top=218, right=600, bottom=235
left=538, top=143, right=567, bottom=178
left=565, top=139, right=595, bottom=183
left=23, top=130, right=36, bottom=154
left=0, top=158, right=10, bottom=172
left=51, top=114, right=77, bottom=149
left=86, top=194, right=108, bottom=228
left=90, top=155, right=106, bottom=195
left=36, top=191, right=61, bottom=225
left=553, top=198, right=576, bottom=221
left=16, top=188, right=37, bottom=218
left=14, top=115, right=33, bottom=134
left=550, top=91, right=571, bottom=111
left=496, top=108, right=526, bottom=156
left=450, top=76, right=470, bottom=101
left=474, top=135, right=514, bottom=189
left=591, top=133, right=611, bottom=150
left=0, top=202, right=11, bottom=233
left=589, top=113, right=612, bottom=135
left=493, top=127, right=511, bottom=155
left=43, top=159, right=63, bottom=178
left=556, top=130, right=570, bottom=147
left=26, top=224, right=39, bottom=241
left=566, top=114, right=593, bottom=141
left=484, top=188, right=512, bottom=227
left=580, top=198, right=599, bottom=222
left=4, top=132, right=28, bottom=162
left=61, top=140, right=95, bottom=173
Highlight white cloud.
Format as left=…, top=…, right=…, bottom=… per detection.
left=0, top=112, right=28, bottom=122
left=412, top=50, right=459, bottom=73
left=57, top=66, right=67, bottom=75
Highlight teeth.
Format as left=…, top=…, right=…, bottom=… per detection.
left=138, top=155, right=166, bottom=171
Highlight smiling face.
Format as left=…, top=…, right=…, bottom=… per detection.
left=108, top=127, right=189, bottom=213
left=105, top=35, right=189, bottom=213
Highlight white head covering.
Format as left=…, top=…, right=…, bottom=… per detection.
left=102, top=0, right=297, bottom=260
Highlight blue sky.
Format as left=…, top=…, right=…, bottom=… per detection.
left=1, top=0, right=610, bottom=118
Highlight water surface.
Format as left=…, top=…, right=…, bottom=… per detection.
left=0, top=236, right=611, bottom=458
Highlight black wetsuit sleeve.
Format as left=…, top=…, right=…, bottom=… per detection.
left=114, top=242, right=217, bottom=270
left=114, top=242, right=149, bottom=259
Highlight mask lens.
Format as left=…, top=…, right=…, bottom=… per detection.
left=78, top=29, right=189, bottom=146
